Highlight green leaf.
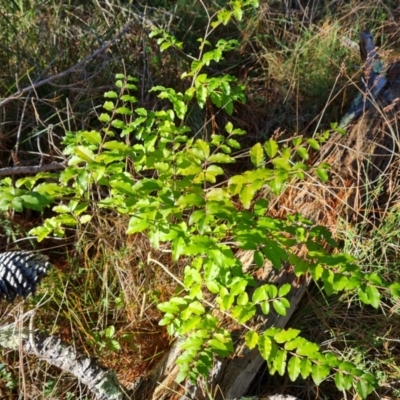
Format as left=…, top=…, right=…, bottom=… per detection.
left=157, top=301, right=180, bottom=314
left=108, top=339, right=121, bottom=351
left=103, top=101, right=115, bottom=111
left=250, top=143, right=264, bottom=167
left=232, top=303, right=256, bottom=323
left=265, top=139, right=278, bottom=158
left=316, top=166, right=329, bottom=182
left=284, top=337, right=307, bottom=351
left=311, top=363, right=330, bottom=385
left=160, top=42, right=172, bottom=51
left=99, top=113, right=111, bottom=123
left=260, top=301, right=270, bottom=314
left=278, top=283, right=291, bottom=297
left=337, top=361, right=355, bottom=372
left=271, top=157, right=291, bottom=171
left=262, top=240, right=287, bottom=269
left=307, top=138, right=320, bottom=150
left=296, top=341, right=319, bottom=356
left=253, top=251, right=264, bottom=267
left=300, top=357, right=312, bottom=379
left=274, top=328, right=300, bottom=344
left=225, top=122, right=233, bottom=134
left=105, top=325, right=115, bottom=338
left=79, top=215, right=92, bottom=224
left=172, top=236, right=186, bottom=261
left=21, top=193, right=49, bottom=211
left=180, top=315, right=202, bottom=334
left=273, top=299, right=287, bottom=316
left=334, top=372, right=346, bottom=391
left=196, top=84, right=207, bottom=108
left=288, top=356, right=301, bottom=382
left=233, top=6, right=243, bottom=21
left=296, top=146, right=309, bottom=160
left=366, top=285, right=380, bottom=309
left=207, top=153, right=235, bottom=163
left=230, top=278, right=248, bottom=296
left=185, top=87, right=196, bottom=100
left=245, top=331, right=259, bottom=350
left=83, top=130, right=102, bottom=145
left=274, top=349, right=287, bottom=376
left=206, top=280, right=220, bottom=294
left=252, top=285, right=269, bottom=303
left=237, top=292, right=249, bottom=306
left=217, top=9, right=232, bottom=25
left=75, top=146, right=95, bottom=162
left=127, top=216, right=149, bottom=234
left=104, top=91, right=118, bottom=98
left=258, top=334, right=272, bottom=360
left=239, top=185, right=257, bottom=209
left=355, top=378, right=373, bottom=399
left=188, top=301, right=205, bottom=315
left=390, top=282, right=400, bottom=299
left=358, top=286, right=370, bottom=305
left=177, top=194, right=205, bottom=207
left=208, top=335, right=234, bottom=357
left=195, top=139, right=210, bottom=158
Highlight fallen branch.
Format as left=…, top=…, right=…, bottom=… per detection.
left=0, top=163, right=66, bottom=177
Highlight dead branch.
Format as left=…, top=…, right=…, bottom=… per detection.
left=0, top=22, right=134, bottom=108
left=0, top=163, right=66, bottom=177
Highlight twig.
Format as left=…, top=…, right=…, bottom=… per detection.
left=0, top=22, right=134, bottom=108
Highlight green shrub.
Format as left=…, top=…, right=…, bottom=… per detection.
left=1, top=1, right=399, bottom=398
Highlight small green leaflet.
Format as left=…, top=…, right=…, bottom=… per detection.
left=273, top=349, right=287, bottom=376
left=288, top=356, right=301, bottom=381
left=334, top=372, right=352, bottom=391
left=311, top=363, right=330, bottom=385
left=75, top=146, right=95, bottom=162
left=104, top=90, right=118, bottom=98
left=239, top=185, right=257, bottom=209
left=307, top=138, right=320, bottom=150
left=208, top=336, right=233, bottom=357
left=232, top=303, right=256, bottom=323
left=245, top=331, right=259, bottom=349
left=296, top=146, right=309, bottom=160
left=265, top=139, right=278, bottom=158
left=258, top=334, right=272, bottom=360
left=316, top=166, right=329, bottom=182
left=253, top=250, right=264, bottom=267
left=296, top=341, right=319, bottom=356
left=366, top=285, right=381, bottom=309
left=274, top=328, right=300, bottom=344
left=273, top=299, right=287, bottom=316
left=127, top=216, right=149, bottom=234
left=300, top=357, right=312, bottom=379
left=250, top=143, right=264, bottom=167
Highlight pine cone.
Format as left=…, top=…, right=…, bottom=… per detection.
left=0, top=251, right=52, bottom=302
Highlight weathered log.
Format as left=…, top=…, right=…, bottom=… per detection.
left=0, top=314, right=128, bottom=400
